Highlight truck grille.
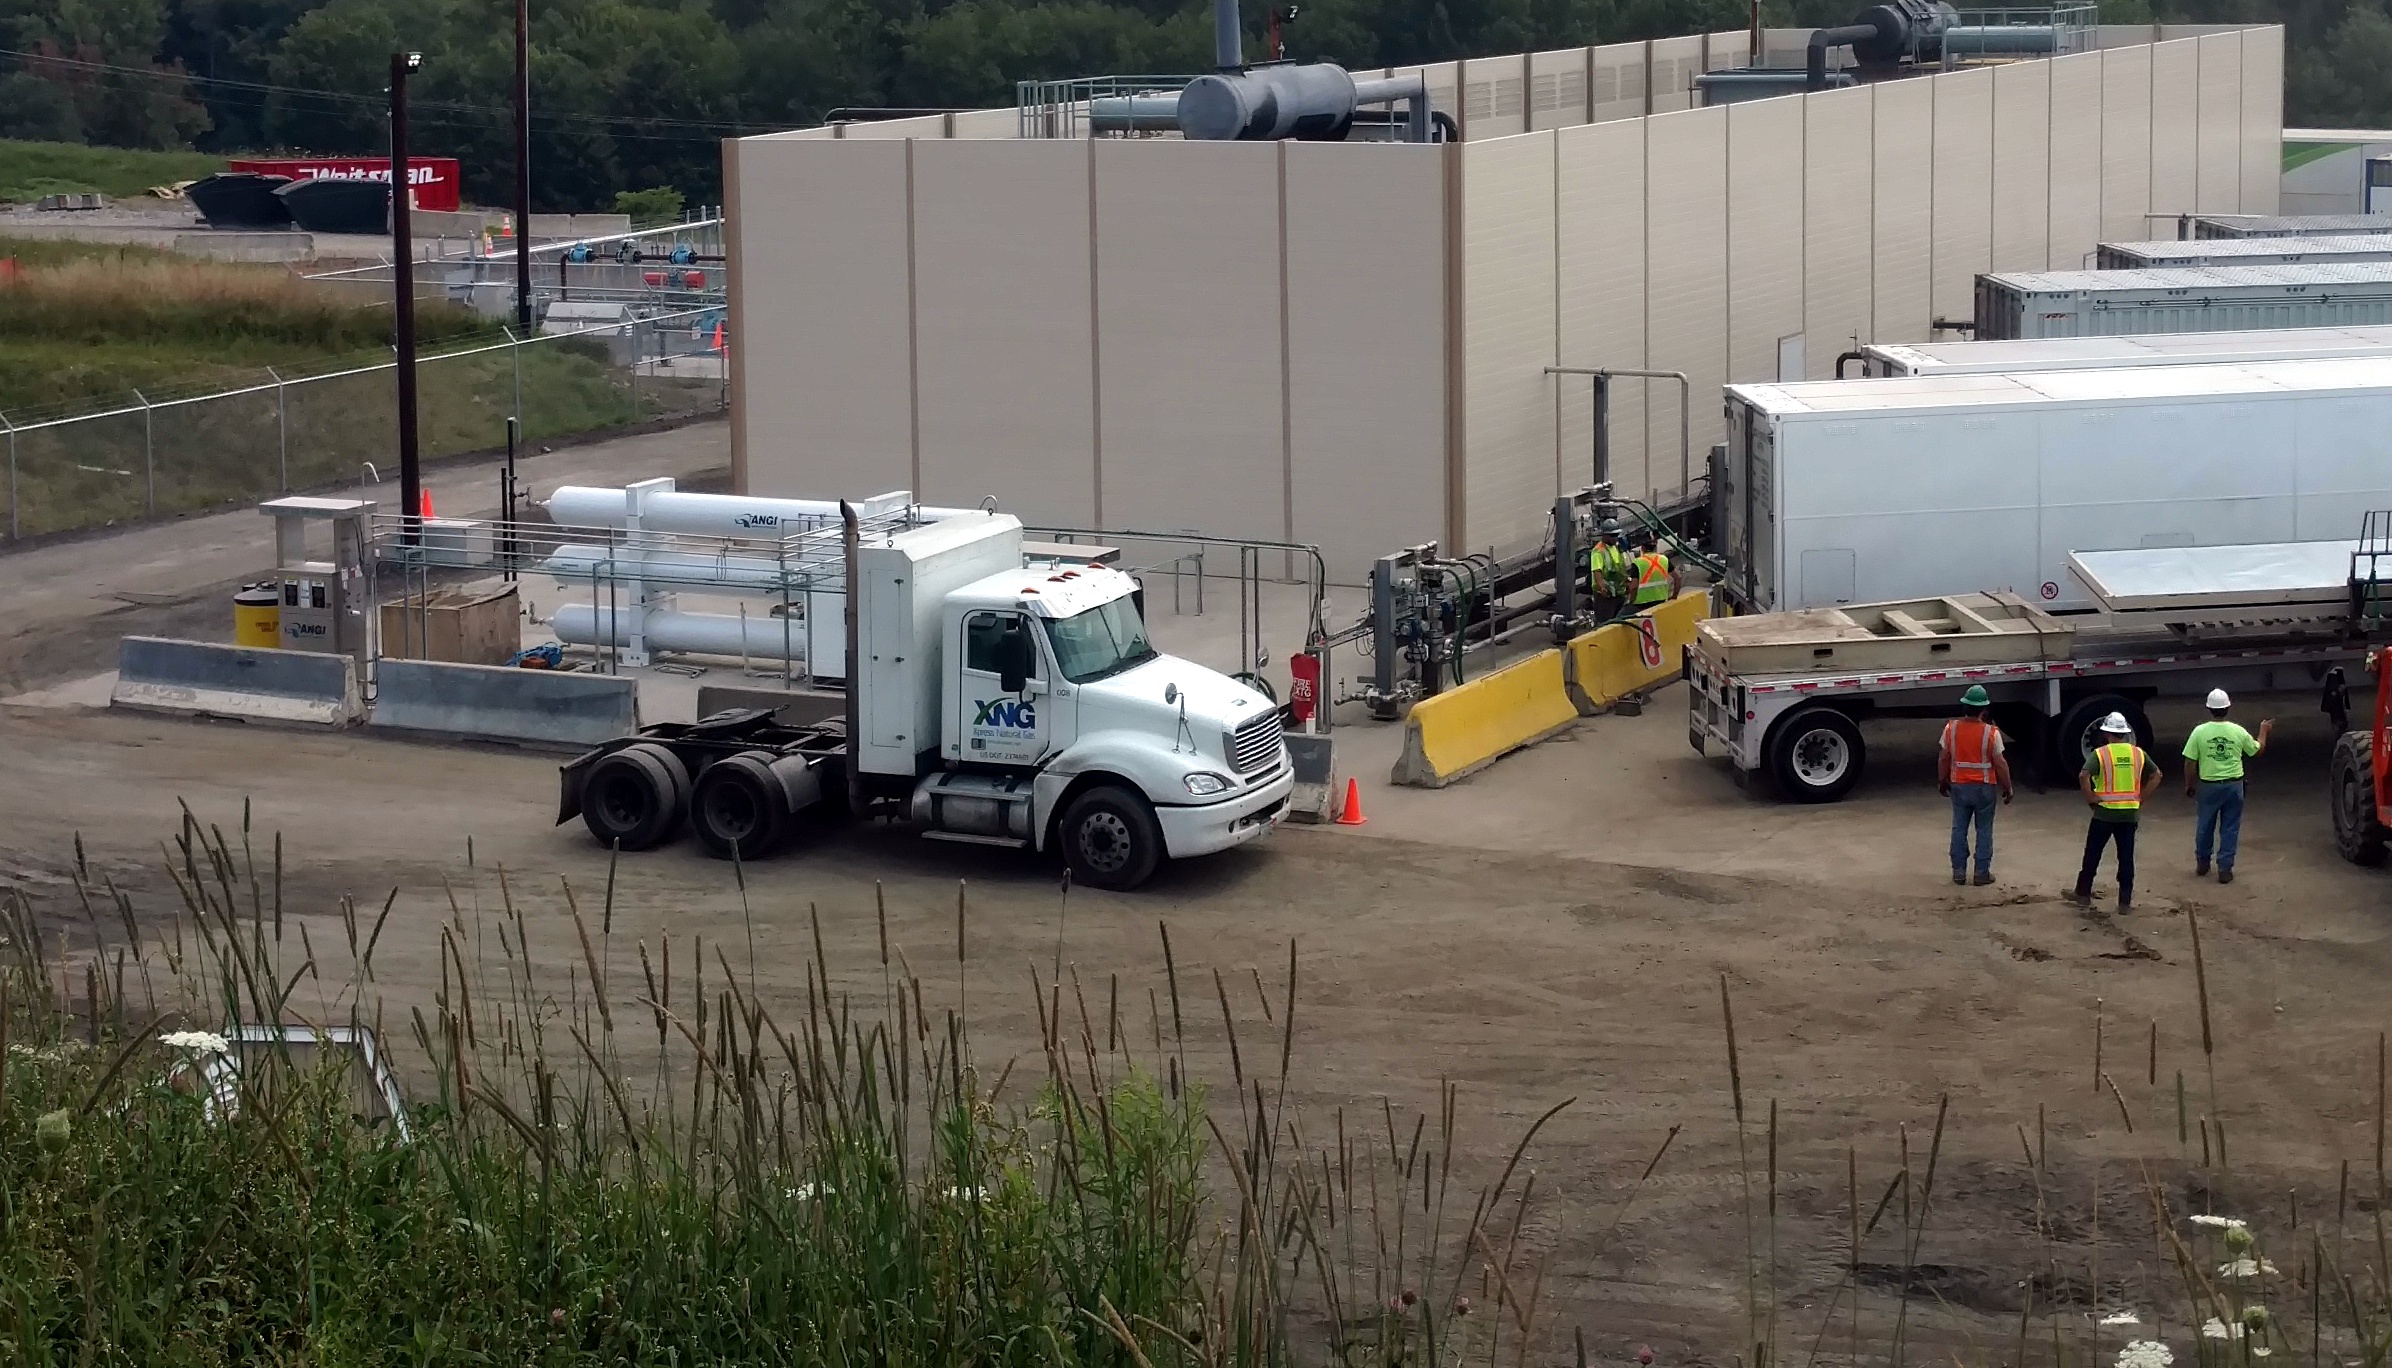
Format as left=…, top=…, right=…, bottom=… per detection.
left=1226, top=712, right=1283, bottom=775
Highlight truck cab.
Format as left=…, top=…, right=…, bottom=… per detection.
left=902, top=550, right=1294, bottom=888
left=561, top=509, right=1291, bottom=892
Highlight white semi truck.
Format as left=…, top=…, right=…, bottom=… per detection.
left=555, top=505, right=1292, bottom=890
left=1718, top=356, right=2392, bottom=615
left=1851, top=323, right=2392, bottom=377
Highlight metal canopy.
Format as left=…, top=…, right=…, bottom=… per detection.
left=2066, top=540, right=2356, bottom=612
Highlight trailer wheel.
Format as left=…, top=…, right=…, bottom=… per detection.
left=2052, top=694, right=2151, bottom=778
left=2331, top=730, right=2391, bottom=867
left=1766, top=706, right=1865, bottom=803
left=691, top=752, right=792, bottom=861
left=1060, top=786, right=1164, bottom=891
left=581, top=743, right=689, bottom=850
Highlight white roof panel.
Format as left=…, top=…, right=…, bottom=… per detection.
left=1985, top=262, right=2392, bottom=292
left=1731, top=354, right=2392, bottom=416
left=2067, top=541, right=2357, bottom=611
left=1866, top=325, right=2392, bottom=374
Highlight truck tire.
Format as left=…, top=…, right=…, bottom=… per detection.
left=2331, top=730, right=2391, bottom=867
left=581, top=743, right=688, bottom=850
left=690, top=752, right=791, bottom=861
left=1766, top=706, right=1865, bottom=803
left=2051, top=694, right=2151, bottom=779
left=1059, top=785, right=1165, bottom=891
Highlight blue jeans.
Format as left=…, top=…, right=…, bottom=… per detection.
left=1949, top=783, right=1998, bottom=876
left=2195, top=780, right=2246, bottom=871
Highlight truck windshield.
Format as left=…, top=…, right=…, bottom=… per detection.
left=1042, top=596, right=1156, bottom=683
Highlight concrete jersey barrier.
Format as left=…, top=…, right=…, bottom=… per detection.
left=1390, top=648, right=1578, bottom=788
left=111, top=636, right=361, bottom=727
left=1565, top=591, right=1711, bottom=712
left=1388, top=590, right=1713, bottom=788
left=369, top=659, right=638, bottom=749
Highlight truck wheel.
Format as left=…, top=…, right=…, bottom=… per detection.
left=690, top=752, right=791, bottom=861
left=1060, top=786, right=1164, bottom=891
left=2052, top=694, right=2150, bottom=778
left=1766, top=706, right=1864, bottom=803
left=2331, top=730, right=2391, bottom=867
left=581, top=743, right=688, bottom=850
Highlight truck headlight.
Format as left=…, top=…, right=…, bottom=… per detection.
left=1183, top=772, right=1231, bottom=796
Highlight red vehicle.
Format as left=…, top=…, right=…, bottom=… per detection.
left=226, top=157, right=462, bottom=212
left=2330, top=518, right=2392, bottom=866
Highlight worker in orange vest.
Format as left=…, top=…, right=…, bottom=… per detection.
left=2067, top=712, right=2161, bottom=912
left=1938, top=684, right=2013, bottom=885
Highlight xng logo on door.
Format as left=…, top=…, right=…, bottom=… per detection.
left=973, top=698, right=1037, bottom=731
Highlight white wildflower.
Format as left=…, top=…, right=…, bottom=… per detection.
left=942, top=1185, right=988, bottom=1201
left=2101, top=1312, right=2145, bottom=1327
left=785, top=1183, right=834, bottom=1201
left=2115, top=1340, right=2173, bottom=1368
left=158, top=1030, right=230, bottom=1056
left=2202, top=1319, right=2245, bottom=1341
left=2189, top=1214, right=2248, bottom=1230
left=2252, top=1349, right=2273, bottom=1359
left=2219, top=1257, right=2280, bottom=1278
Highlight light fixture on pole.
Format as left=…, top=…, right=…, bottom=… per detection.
left=391, top=50, right=423, bottom=544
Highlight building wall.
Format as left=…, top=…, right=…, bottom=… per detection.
left=1450, top=27, right=2284, bottom=553
left=729, top=135, right=1447, bottom=581
left=730, top=28, right=2284, bottom=578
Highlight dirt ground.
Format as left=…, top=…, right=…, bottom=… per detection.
left=4, top=442, right=2389, bottom=1360
left=2, top=680, right=2385, bottom=1362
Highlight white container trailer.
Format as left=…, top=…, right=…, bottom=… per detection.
left=1855, top=323, right=2392, bottom=377
left=2094, top=235, right=2392, bottom=269
left=1974, top=264, right=2392, bottom=340
left=2193, top=213, right=2392, bottom=239
left=1717, top=356, right=2392, bottom=615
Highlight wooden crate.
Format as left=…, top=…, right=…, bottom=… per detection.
left=1697, top=592, right=2073, bottom=677
left=378, top=585, right=522, bottom=665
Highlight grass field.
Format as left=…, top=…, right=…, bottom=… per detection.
left=0, top=236, right=718, bottom=536
left=0, top=138, right=226, bottom=203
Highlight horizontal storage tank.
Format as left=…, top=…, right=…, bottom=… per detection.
left=1973, top=264, right=2392, bottom=340
left=1858, top=322, right=2392, bottom=376
left=2095, top=234, right=2392, bottom=270
left=1717, top=356, right=2392, bottom=613
left=2192, top=214, right=2392, bottom=240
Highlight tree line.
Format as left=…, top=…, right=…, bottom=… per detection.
left=0, top=0, right=2379, bottom=212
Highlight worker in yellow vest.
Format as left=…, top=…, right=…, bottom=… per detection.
left=1938, top=684, right=2013, bottom=886
left=2067, top=712, right=2160, bottom=912
left=1587, top=519, right=1632, bottom=622
left=1629, top=534, right=1678, bottom=613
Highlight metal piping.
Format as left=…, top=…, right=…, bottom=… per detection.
left=1807, top=23, right=1878, bottom=89
left=1835, top=349, right=1869, bottom=378
left=1214, top=0, right=1242, bottom=71
left=1546, top=367, right=1694, bottom=503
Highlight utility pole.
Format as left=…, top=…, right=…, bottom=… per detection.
left=514, top=0, right=533, bottom=333
left=1748, top=0, right=1761, bottom=68
left=391, top=50, right=423, bottom=543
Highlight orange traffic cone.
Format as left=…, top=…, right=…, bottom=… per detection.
left=711, top=321, right=725, bottom=352
left=1333, top=777, right=1368, bottom=826
left=418, top=488, right=435, bottom=519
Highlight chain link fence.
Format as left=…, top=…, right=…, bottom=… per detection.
left=0, top=307, right=728, bottom=542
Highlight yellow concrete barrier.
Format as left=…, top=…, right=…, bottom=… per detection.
left=1390, top=648, right=1579, bottom=788
left=1564, top=590, right=1711, bottom=713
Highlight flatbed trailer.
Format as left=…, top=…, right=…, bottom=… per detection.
left=1688, top=623, right=2368, bottom=800
left=1687, top=542, right=2383, bottom=800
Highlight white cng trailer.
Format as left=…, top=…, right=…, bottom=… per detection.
left=1973, top=264, right=2392, bottom=340
left=2093, top=235, right=2392, bottom=270
left=1854, top=323, right=2392, bottom=377
left=1717, top=356, right=2392, bottom=615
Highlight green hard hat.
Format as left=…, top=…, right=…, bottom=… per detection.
left=1960, top=685, right=1991, bottom=707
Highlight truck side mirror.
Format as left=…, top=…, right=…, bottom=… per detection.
left=999, top=627, right=1033, bottom=695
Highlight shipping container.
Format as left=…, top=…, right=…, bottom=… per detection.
left=1717, top=356, right=2392, bottom=614
left=1974, top=264, right=2392, bottom=340
left=2094, top=234, right=2392, bottom=269
left=1856, top=322, right=2392, bottom=376
left=2191, top=213, right=2392, bottom=240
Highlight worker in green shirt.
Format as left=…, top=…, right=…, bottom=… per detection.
left=2182, top=688, right=2272, bottom=884
left=1587, top=519, right=1632, bottom=622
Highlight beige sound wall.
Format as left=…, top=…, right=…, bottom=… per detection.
left=728, top=27, right=2284, bottom=580
left=1448, top=27, right=2284, bottom=556
left=729, top=136, right=1448, bottom=582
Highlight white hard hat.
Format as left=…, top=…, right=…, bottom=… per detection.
left=2101, top=712, right=2134, bottom=734
left=2206, top=688, right=2231, bottom=710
